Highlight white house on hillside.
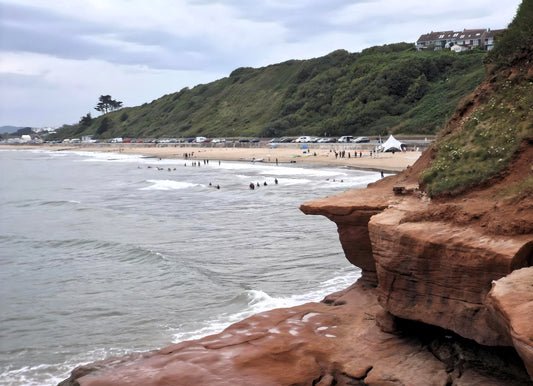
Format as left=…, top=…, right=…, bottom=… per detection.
left=416, top=28, right=505, bottom=51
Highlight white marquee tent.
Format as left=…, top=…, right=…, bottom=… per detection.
left=380, top=135, right=404, bottom=152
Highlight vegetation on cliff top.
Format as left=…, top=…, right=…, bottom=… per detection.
left=420, top=0, right=533, bottom=196
left=53, top=43, right=486, bottom=140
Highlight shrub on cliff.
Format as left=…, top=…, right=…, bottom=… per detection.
left=484, top=0, right=533, bottom=72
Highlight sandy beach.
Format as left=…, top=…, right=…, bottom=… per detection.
left=0, top=143, right=423, bottom=172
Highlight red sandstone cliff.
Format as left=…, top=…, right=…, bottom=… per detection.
left=300, top=137, right=533, bottom=382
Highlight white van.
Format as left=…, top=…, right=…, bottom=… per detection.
left=338, top=136, right=353, bottom=143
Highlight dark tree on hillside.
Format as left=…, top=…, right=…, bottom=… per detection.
left=95, top=95, right=123, bottom=114
left=79, top=112, right=93, bottom=127
left=96, top=117, right=112, bottom=135
left=14, top=127, right=34, bottom=136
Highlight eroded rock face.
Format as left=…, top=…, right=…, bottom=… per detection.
left=300, top=166, right=532, bottom=379
left=487, top=266, right=533, bottom=379
left=369, top=205, right=531, bottom=346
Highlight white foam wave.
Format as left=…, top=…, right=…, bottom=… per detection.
left=140, top=179, right=200, bottom=191
left=0, top=347, right=134, bottom=386
left=171, top=268, right=361, bottom=343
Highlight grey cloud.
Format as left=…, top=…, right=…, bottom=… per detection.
left=0, top=3, right=226, bottom=71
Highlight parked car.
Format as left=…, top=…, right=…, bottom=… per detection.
left=212, top=138, right=226, bottom=143
left=270, top=138, right=282, bottom=143
left=281, top=138, right=293, bottom=143
left=295, top=136, right=313, bottom=143
left=338, top=136, right=353, bottom=143
left=317, top=137, right=336, bottom=143
left=239, top=138, right=250, bottom=142
left=354, top=136, right=370, bottom=143
left=251, top=138, right=260, bottom=143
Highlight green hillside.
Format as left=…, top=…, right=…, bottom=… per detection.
left=420, top=0, right=533, bottom=196
left=55, top=43, right=487, bottom=140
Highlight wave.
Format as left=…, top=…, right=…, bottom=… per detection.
left=171, top=267, right=361, bottom=343
left=38, top=200, right=81, bottom=207
left=0, top=236, right=169, bottom=266
left=0, top=347, right=135, bottom=386
left=140, top=179, right=201, bottom=191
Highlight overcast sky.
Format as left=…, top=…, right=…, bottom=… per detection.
left=0, top=0, right=522, bottom=128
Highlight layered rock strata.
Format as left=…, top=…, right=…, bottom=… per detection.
left=300, top=153, right=533, bottom=380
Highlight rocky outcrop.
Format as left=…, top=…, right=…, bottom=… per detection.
left=299, top=139, right=533, bottom=381
left=370, top=206, right=531, bottom=346
left=301, top=185, right=532, bottom=346
left=299, top=187, right=393, bottom=286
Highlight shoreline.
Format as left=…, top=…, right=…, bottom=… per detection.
left=0, top=143, right=422, bottom=173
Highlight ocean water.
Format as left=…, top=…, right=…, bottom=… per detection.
left=0, top=149, right=382, bottom=385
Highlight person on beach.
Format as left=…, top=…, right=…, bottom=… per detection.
left=275, top=178, right=278, bottom=184
left=249, top=183, right=255, bottom=190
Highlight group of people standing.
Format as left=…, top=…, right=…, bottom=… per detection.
left=249, top=178, right=278, bottom=190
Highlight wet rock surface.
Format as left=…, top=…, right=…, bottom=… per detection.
left=59, top=282, right=532, bottom=385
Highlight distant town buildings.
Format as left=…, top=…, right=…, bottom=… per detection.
left=416, top=28, right=505, bottom=52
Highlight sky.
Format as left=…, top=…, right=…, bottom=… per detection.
left=0, top=0, right=522, bottom=128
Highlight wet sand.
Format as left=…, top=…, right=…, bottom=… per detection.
left=0, top=143, right=423, bottom=172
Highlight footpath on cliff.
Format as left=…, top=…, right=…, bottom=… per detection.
left=60, top=7, right=533, bottom=386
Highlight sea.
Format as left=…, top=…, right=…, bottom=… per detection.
left=0, top=148, right=383, bottom=385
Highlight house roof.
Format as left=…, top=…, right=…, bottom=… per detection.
left=484, top=29, right=505, bottom=38
left=456, top=29, right=486, bottom=40
left=417, top=31, right=454, bottom=44
left=416, top=28, right=505, bottom=44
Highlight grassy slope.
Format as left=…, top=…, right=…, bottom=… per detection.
left=419, top=0, right=533, bottom=196
left=55, top=44, right=487, bottom=140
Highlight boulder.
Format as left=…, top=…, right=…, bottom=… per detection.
left=487, top=266, right=533, bottom=379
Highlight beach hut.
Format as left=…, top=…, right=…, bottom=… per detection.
left=381, top=135, right=404, bottom=152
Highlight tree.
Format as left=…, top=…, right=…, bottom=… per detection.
left=79, top=112, right=93, bottom=127
left=95, top=95, right=123, bottom=114
left=96, top=117, right=112, bottom=135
